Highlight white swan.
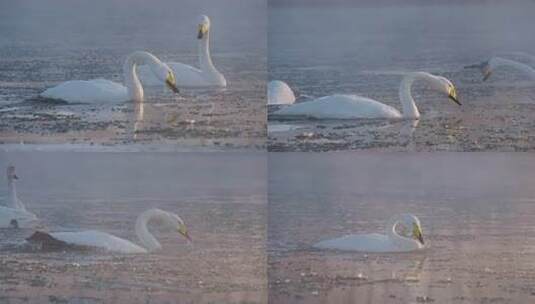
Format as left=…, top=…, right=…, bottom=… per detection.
left=0, top=166, right=38, bottom=228
left=26, top=209, right=191, bottom=253
left=273, top=72, right=460, bottom=120
left=139, top=15, right=226, bottom=88
left=479, top=57, right=535, bottom=81
left=313, top=214, right=425, bottom=253
left=268, top=80, right=296, bottom=105
left=40, top=51, right=179, bottom=103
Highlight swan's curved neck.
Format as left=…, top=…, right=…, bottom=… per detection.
left=491, top=57, right=535, bottom=79
left=198, top=33, right=216, bottom=73
left=123, top=51, right=163, bottom=102
left=399, top=73, right=425, bottom=119
left=135, top=209, right=163, bottom=252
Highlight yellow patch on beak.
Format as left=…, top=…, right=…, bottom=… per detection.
left=165, top=72, right=179, bottom=94
left=198, top=24, right=208, bottom=39
left=412, top=223, right=424, bottom=245
left=448, top=85, right=461, bottom=106
left=178, top=224, right=192, bottom=242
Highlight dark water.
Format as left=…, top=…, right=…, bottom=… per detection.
left=0, top=0, right=266, bottom=150
left=268, top=3, right=535, bottom=151
left=0, top=152, right=267, bottom=303
left=268, top=153, right=535, bottom=303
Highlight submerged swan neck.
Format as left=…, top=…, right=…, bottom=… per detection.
left=198, top=32, right=216, bottom=72
left=123, top=51, right=164, bottom=102
left=135, top=209, right=163, bottom=252
left=490, top=57, right=535, bottom=78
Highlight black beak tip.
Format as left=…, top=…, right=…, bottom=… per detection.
left=450, top=96, right=461, bottom=106
left=197, top=31, right=203, bottom=39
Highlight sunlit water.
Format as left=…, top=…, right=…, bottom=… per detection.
left=0, top=152, right=267, bottom=303
left=268, top=153, right=535, bottom=303
left=268, top=3, right=535, bottom=151
left=0, top=0, right=266, bottom=150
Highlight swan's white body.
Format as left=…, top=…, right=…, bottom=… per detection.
left=33, top=209, right=189, bottom=254
left=40, top=51, right=179, bottom=103
left=274, top=72, right=459, bottom=120
left=0, top=166, right=38, bottom=228
left=313, top=214, right=425, bottom=253
left=268, top=80, right=296, bottom=105
left=139, top=15, right=226, bottom=88
left=482, top=57, right=535, bottom=81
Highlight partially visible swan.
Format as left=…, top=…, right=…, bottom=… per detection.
left=313, top=213, right=425, bottom=252
left=268, top=80, right=296, bottom=105
left=0, top=166, right=38, bottom=228
left=476, top=57, right=535, bottom=81
left=139, top=15, right=226, bottom=87
left=27, top=209, right=191, bottom=253
left=40, top=51, right=179, bottom=103
left=273, top=72, right=460, bottom=119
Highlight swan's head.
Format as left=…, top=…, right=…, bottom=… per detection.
left=197, top=15, right=211, bottom=39
left=161, top=211, right=192, bottom=243
left=430, top=75, right=461, bottom=106
left=6, top=165, right=18, bottom=181
left=154, top=63, right=179, bottom=94
left=396, top=213, right=424, bottom=245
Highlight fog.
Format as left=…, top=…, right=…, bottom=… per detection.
left=0, top=0, right=266, bottom=52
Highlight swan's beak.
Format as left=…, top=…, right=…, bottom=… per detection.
left=12, top=174, right=18, bottom=180
left=198, top=24, right=208, bottom=40
left=448, top=86, right=461, bottom=106
left=178, top=225, right=192, bottom=243
left=482, top=69, right=492, bottom=82
left=165, top=73, right=179, bottom=94
left=413, top=223, right=424, bottom=245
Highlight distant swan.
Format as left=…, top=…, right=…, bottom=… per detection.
left=27, top=209, right=191, bottom=253
left=273, top=72, right=460, bottom=119
left=139, top=15, right=226, bottom=87
left=313, top=213, right=425, bottom=252
left=268, top=80, right=296, bottom=105
left=40, top=51, right=179, bottom=103
left=476, top=57, right=535, bottom=81
left=0, top=166, right=38, bottom=228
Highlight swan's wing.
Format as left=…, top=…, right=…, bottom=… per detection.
left=274, top=95, right=401, bottom=119
left=0, top=206, right=37, bottom=228
left=40, top=79, right=128, bottom=103
left=49, top=230, right=147, bottom=254
left=313, top=233, right=402, bottom=252
left=268, top=80, right=296, bottom=105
